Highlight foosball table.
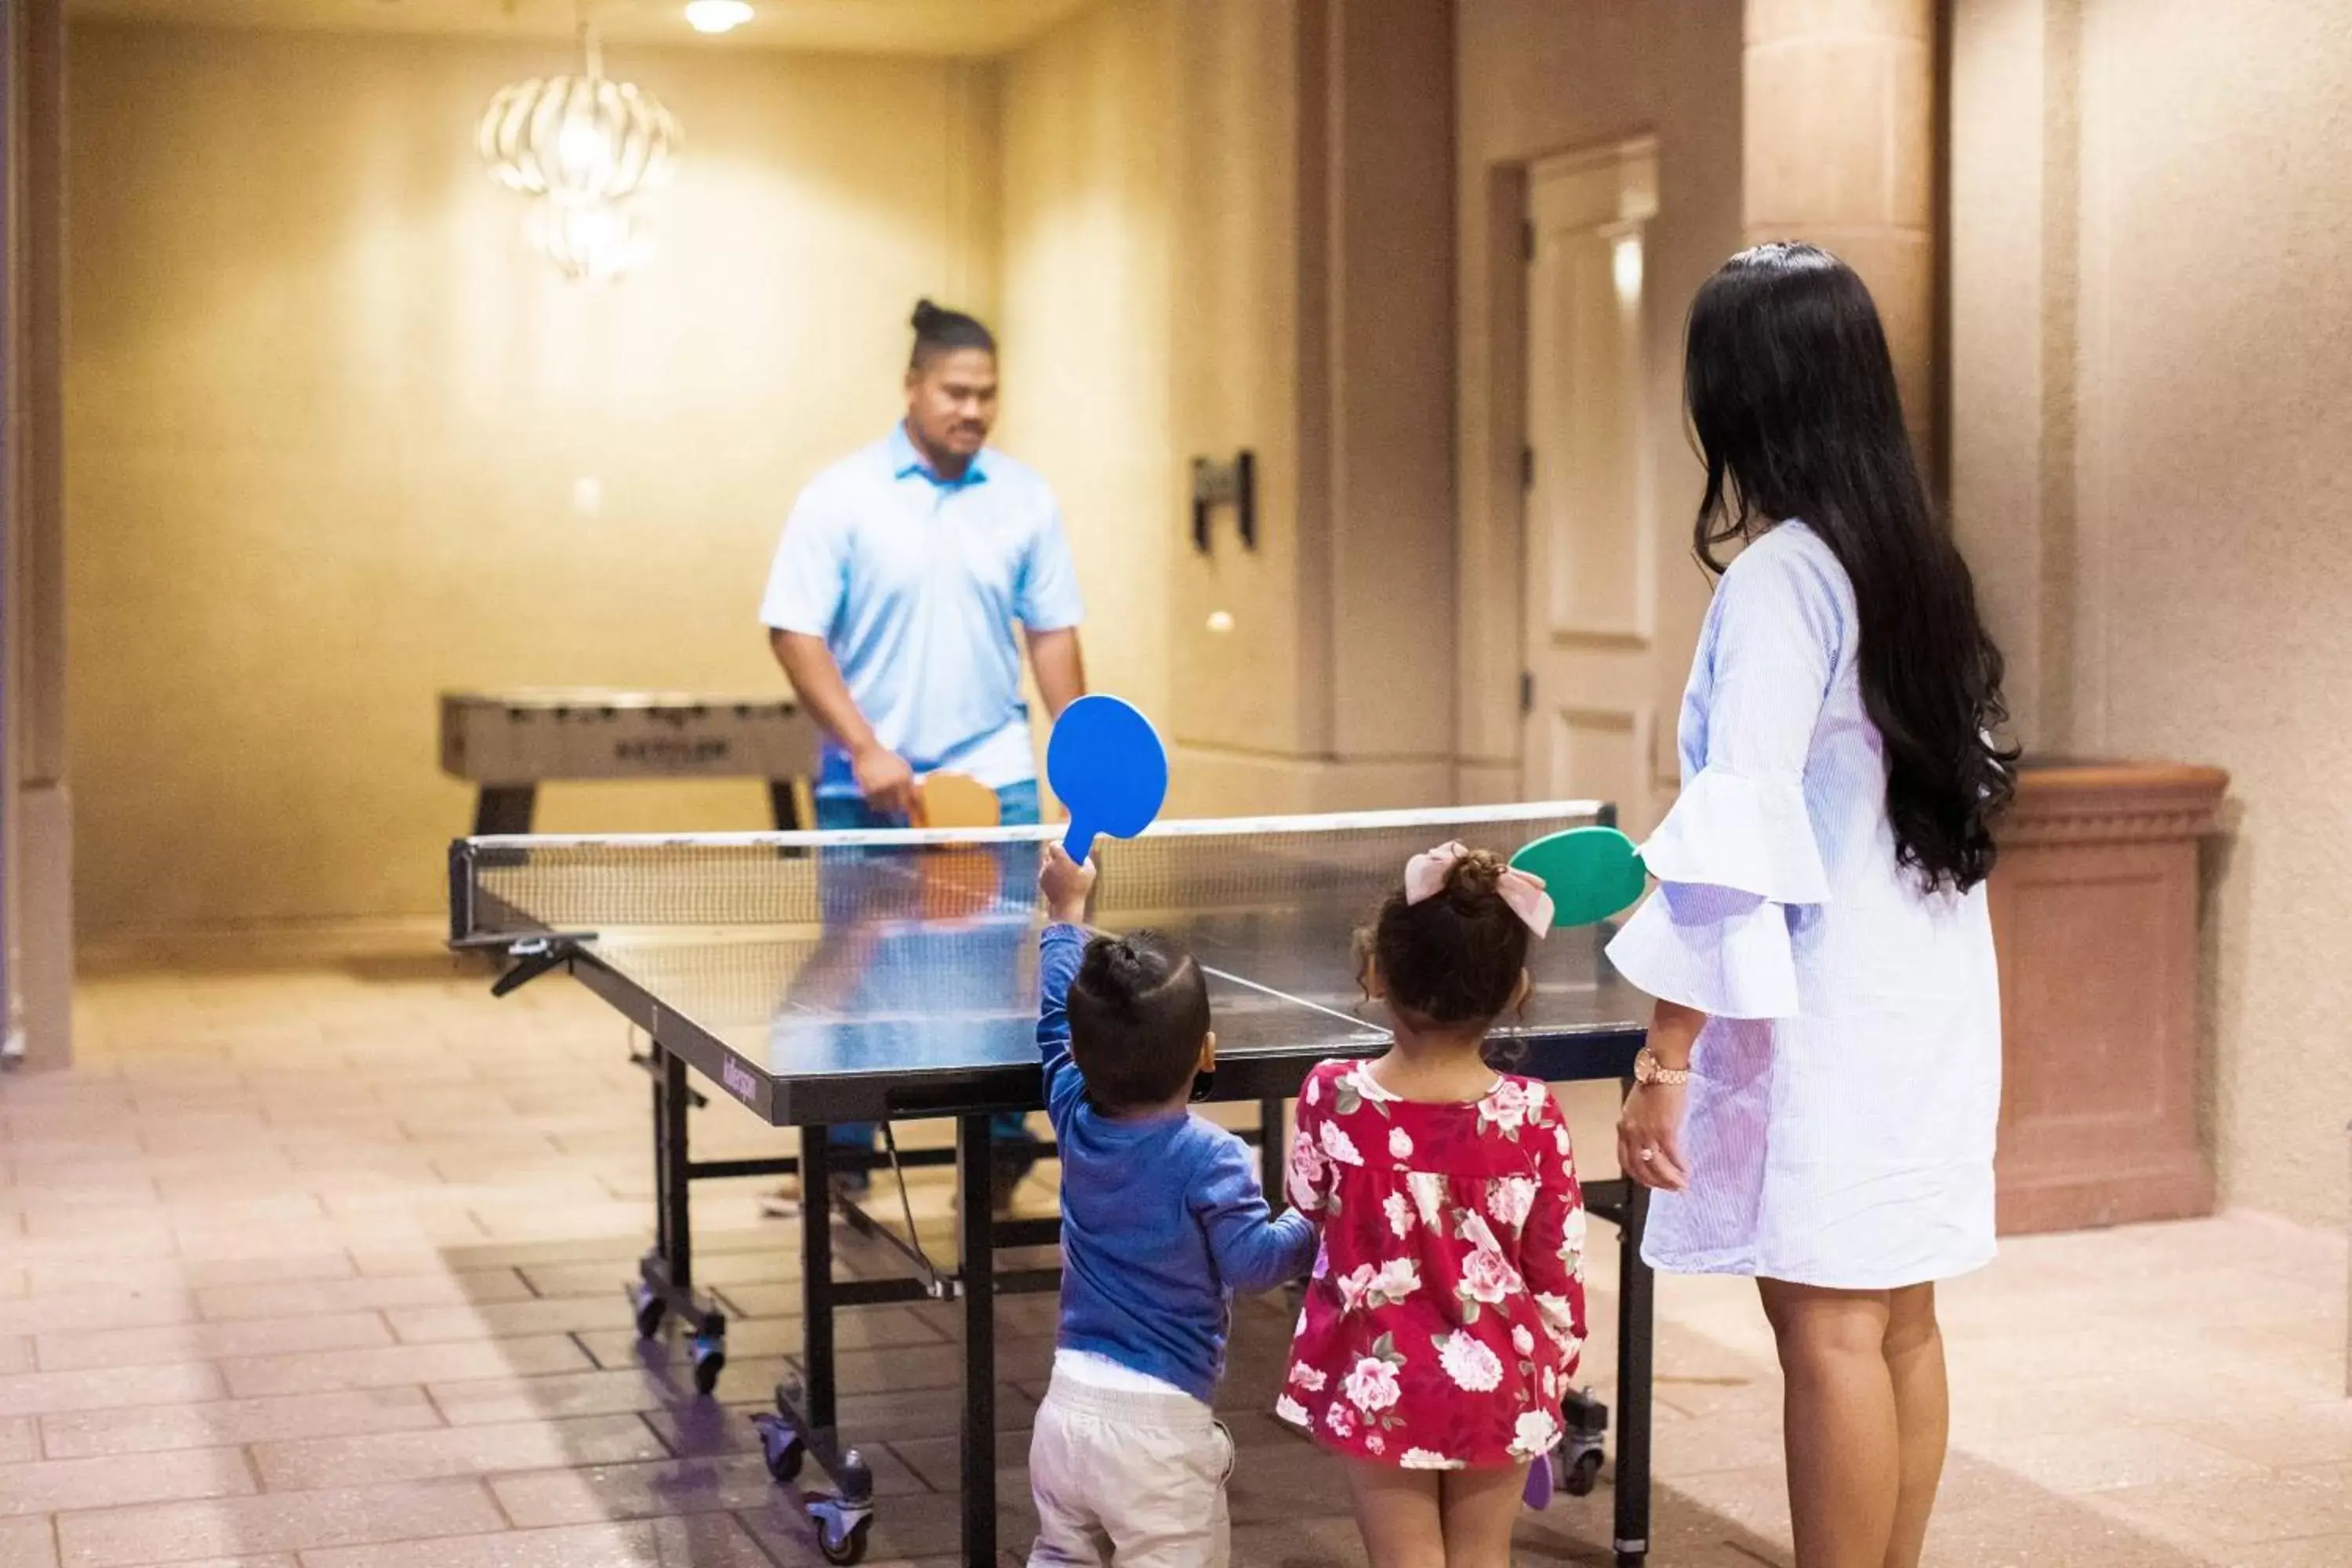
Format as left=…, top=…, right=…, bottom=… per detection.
left=438, top=689, right=821, bottom=835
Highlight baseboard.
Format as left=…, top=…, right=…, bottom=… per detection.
left=78, top=915, right=452, bottom=975
left=1996, top=1152, right=2217, bottom=1236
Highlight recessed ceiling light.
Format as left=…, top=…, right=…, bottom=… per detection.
left=684, top=0, right=754, bottom=34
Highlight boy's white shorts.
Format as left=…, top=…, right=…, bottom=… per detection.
left=1026, top=1367, right=1236, bottom=1567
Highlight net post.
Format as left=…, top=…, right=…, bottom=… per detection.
left=446, top=840, right=474, bottom=946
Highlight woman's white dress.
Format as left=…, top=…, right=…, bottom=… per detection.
left=1605, top=521, right=2002, bottom=1288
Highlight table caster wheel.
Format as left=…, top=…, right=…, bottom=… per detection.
left=808, top=1497, right=873, bottom=1565
left=752, top=1413, right=804, bottom=1483
left=1559, top=1385, right=1609, bottom=1497
left=690, top=1330, right=726, bottom=1396
left=629, top=1282, right=666, bottom=1340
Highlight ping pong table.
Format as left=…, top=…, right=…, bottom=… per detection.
left=450, top=800, right=1657, bottom=1567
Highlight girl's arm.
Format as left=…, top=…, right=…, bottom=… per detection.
left=1519, top=1099, right=1589, bottom=1368
left=1283, top=1068, right=1340, bottom=1219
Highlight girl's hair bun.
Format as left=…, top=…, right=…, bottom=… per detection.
left=910, top=298, right=942, bottom=332
left=1358, top=845, right=1530, bottom=1030
left=1442, top=848, right=1506, bottom=900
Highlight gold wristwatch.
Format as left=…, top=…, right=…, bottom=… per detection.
left=1633, top=1046, right=1691, bottom=1087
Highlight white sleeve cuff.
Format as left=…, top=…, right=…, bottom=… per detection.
left=1637, top=765, right=1831, bottom=906
left=1606, top=881, right=1800, bottom=1021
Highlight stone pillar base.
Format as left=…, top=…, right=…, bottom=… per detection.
left=1988, top=761, right=2227, bottom=1235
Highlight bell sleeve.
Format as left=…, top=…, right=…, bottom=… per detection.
left=1605, top=534, right=1842, bottom=1021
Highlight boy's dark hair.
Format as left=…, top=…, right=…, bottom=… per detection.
left=1068, top=931, right=1211, bottom=1109
left=1359, top=848, right=1531, bottom=1029
left=909, top=298, right=996, bottom=371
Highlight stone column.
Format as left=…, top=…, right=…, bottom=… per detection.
left=1742, top=0, right=1937, bottom=462
left=3, top=0, right=72, bottom=1070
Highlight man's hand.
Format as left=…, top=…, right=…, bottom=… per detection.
left=1039, top=843, right=1097, bottom=924
left=851, top=744, right=917, bottom=819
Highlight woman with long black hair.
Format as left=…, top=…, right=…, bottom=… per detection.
left=1607, top=243, right=2014, bottom=1568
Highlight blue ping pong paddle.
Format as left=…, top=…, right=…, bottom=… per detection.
left=1509, top=826, right=1648, bottom=927
left=1047, top=695, right=1169, bottom=861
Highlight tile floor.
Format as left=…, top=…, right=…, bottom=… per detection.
left=1, top=954, right=2346, bottom=1567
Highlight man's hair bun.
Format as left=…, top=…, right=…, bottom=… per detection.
left=907, top=298, right=996, bottom=368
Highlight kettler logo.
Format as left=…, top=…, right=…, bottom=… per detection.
left=720, top=1057, right=757, bottom=1103
left=615, top=738, right=731, bottom=765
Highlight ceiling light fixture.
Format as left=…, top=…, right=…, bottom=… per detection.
left=684, top=1, right=755, bottom=34
left=477, top=9, right=681, bottom=282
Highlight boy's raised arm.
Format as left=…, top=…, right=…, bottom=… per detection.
left=1036, top=924, right=1089, bottom=1123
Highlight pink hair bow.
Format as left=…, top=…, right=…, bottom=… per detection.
left=1403, top=841, right=1555, bottom=938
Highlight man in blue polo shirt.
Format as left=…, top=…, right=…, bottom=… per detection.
left=761, top=299, right=1087, bottom=1207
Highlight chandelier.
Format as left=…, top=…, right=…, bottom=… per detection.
left=477, top=18, right=680, bottom=281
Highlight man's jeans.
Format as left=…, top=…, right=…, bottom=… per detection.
left=815, top=778, right=1041, bottom=1154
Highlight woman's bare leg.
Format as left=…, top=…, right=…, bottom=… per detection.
left=1436, top=1464, right=1527, bottom=1568
left=1880, top=1283, right=1947, bottom=1568
left=1758, top=1279, right=1900, bottom=1568
left=1343, top=1460, right=1445, bottom=1568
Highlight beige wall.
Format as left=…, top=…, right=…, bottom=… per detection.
left=67, top=24, right=1002, bottom=934
left=997, top=0, right=1178, bottom=771
left=1167, top=0, right=1461, bottom=815
left=1005, top=0, right=1461, bottom=820
left=1160, top=0, right=1308, bottom=804
left=1951, top=0, right=2352, bottom=1225
left=1453, top=0, right=1744, bottom=804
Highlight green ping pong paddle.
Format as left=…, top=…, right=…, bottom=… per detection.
left=1510, top=826, right=1648, bottom=927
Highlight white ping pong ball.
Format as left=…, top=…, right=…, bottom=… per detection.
left=571, top=477, right=604, bottom=517
left=1206, top=609, right=1234, bottom=635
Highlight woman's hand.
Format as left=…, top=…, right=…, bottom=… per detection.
left=1619, top=998, right=1704, bottom=1191
left=1039, top=843, right=1097, bottom=924
left=1617, top=1082, right=1690, bottom=1190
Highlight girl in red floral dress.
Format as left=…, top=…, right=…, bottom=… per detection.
left=1278, top=844, right=1588, bottom=1566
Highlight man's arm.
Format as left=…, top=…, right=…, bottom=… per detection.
left=770, top=630, right=914, bottom=818
left=1024, top=626, right=1087, bottom=720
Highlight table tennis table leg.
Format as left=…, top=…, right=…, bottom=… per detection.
left=1613, top=1178, right=1653, bottom=1566
left=1258, top=1096, right=1285, bottom=1205
left=656, top=1053, right=692, bottom=1294
left=768, top=779, right=803, bottom=831
left=629, top=1051, right=728, bottom=1395
left=956, top=1112, right=999, bottom=1566
left=798, top=1127, right=838, bottom=1436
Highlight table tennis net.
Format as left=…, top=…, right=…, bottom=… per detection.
left=450, top=800, right=1610, bottom=939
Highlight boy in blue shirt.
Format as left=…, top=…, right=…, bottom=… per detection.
left=1027, top=845, right=1317, bottom=1568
